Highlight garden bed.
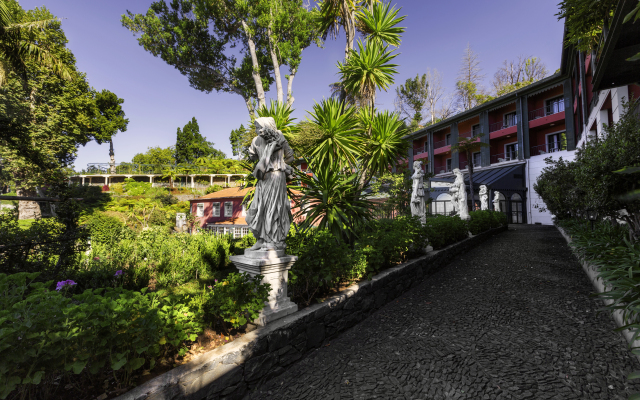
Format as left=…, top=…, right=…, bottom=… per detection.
left=114, top=225, right=507, bottom=400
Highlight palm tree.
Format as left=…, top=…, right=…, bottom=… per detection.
left=356, top=2, right=405, bottom=47
left=361, top=110, right=408, bottom=185
left=161, top=166, right=179, bottom=189
left=0, top=0, right=71, bottom=86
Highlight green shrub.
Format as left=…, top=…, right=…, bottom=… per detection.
left=231, top=232, right=257, bottom=255
left=205, top=184, right=224, bottom=194
left=198, top=272, right=271, bottom=332
left=0, top=272, right=203, bottom=399
left=287, top=228, right=355, bottom=306
left=123, top=178, right=152, bottom=196
left=491, top=211, right=508, bottom=227
left=355, top=216, right=427, bottom=275
left=468, top=210, right=493, bottom=234
left=86, top=213, right=125, bottom=245
left=424, top=215, right=469, bottom=250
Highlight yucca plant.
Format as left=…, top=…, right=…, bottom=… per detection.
left=356, top=2, right=406, bottom=47
left=256, top=100, right=300, bottom=141
left=363, top=110, right=408, bottom=179
left=337, top=39, right=398, bottom=109
left=291, top=161, right=373, bottom=245
left=306, top=98, right=363, bottom=170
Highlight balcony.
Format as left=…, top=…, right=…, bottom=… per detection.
left=436, top=166, right=452, bottom=174
left=490, top=151, right=519, bottom=164
left=433, top=139, right=448, bottom=150
left=530, top=142, right=567, bottom=157
left=459, top=160, right=481, bottom=170
left=528, top=101, right=565, bottom=121
left=413, top=147, right=428, bottom=157
left=489, top=118, right=517, bottom=133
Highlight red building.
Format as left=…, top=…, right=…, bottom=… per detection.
left=189, top=187, right=303, bottom=237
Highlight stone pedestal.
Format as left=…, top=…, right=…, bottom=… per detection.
left=229, top=249, right=298, bottom=326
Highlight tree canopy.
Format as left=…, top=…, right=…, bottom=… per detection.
left=131, top=146, right=175, bottom=165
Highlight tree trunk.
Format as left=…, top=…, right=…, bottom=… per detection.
left=17, top=186, right=41, bottom=220
left=286, top=66, right=297, bottom=108
left=467, top=150, right=475, bottom=211
left=267, top=25, right=284, bottom=105
left=339, top=4, right=355, bottom=104
left=241, top=20, right=266, bottom=109
left=244, top=96, right=256, bottom=119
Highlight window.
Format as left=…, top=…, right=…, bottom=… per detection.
left=212, top=202, right=220, bottom=217
left=224, top=201, right=233, bottom=217
left=423, top=142, right=428, bottom=154
left=472, top=124, right=481, bottom=136
left=446, top=158, right=452, bottom=172
left=472, top=152, right=482, bottom=168
left=196, top=203, right=204, bottom=217
left=505, top=143, right=518, bottom=161
left=242, top=227, right=249, bottom=237
left=504, top=112, right=518, bottom=128
left=546, top=133, right=565, bottom=152
left=234, top=227, right=242, bottom=239
left=445, top=134, right=451, bottom=145
left=546, top=96, right=564, bottom=115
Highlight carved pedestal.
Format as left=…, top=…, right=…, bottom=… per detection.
left=229, top=249, right=298, bottom=326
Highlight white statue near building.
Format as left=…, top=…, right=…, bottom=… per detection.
left=493, top=191, right=502, bottom=212
left=449, top=168, right=470, bottom=220
left=479, top=185, right=489, bottom=210
left=411, top=161, right=426, bottom=224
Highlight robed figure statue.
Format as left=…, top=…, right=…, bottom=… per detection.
left=246, top=117, right=295, bottom=251
left=411, top=161, right=426, bottom=224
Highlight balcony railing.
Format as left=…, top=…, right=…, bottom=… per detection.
left=459, top=160, right=481, bottom=170
left=530, top=142, right=567, bottom=157
left=413, top=147, right=428, bottom=156
left=489, top=118, right=517, bottom=133
left=490, top=151, right=519, bottom=164
left=458, top=130, right=472, bottom=139
left=436, top=166, right=452, bottom=174
left=433, top=139, right=448, bottom=149
left=528, top=100, right=565, bottom=120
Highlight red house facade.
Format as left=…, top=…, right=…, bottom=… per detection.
left=189, top=187, right=303, bottom=237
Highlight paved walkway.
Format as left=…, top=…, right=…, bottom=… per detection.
left=245, top=225, right=640, bottom=400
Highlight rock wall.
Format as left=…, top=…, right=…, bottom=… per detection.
left=116, top=225, right=508, bottom=400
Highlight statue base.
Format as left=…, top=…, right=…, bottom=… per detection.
left=230, top=251, right=298, bottom=326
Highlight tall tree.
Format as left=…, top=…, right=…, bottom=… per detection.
left=492, top=56, right=548, bottom=96
left=0, top=0, right=71, bottom=86
left=0, top=3, right=128, bottom=219
left=131, top=146, right=175, bottom=165
left=229, top=124, right=253, bottom=159
left=395, top=73, right=428, bottom=131
left=455, top=43, right=485, bottom=111
left=122, top=0, right=318, bottom=118
left=424, top=68, right=445, bottom=125
left=175, top=117, right=225, bottom=164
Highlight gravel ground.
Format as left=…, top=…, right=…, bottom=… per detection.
left=244, top=225, right=640, bottom=400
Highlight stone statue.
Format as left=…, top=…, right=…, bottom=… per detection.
left=479, top=185, right=489, bottom=210
left=493, top=191, right=502, bottom=212
left=411, top=161, right=426, bottom=223
left=245, top=116, right=295, bottom=251
left=230, top=116, right=299, bottom=326
left=449, top=168, right=470, bottom=220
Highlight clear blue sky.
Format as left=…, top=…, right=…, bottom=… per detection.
left=18, top=0, right=566, bottom=171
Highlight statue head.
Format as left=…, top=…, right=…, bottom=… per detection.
left=493, top=191, right=501, bottom=200
left=254, top=117, right=279, bottom=141
left=479, top=185, right=487, bottom=194
left=413, top=160, right=422, bottom=172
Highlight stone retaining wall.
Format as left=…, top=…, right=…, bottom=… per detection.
left=116, top=225, right=508, bottom=400
left=556, top=225, right=640, bottom=364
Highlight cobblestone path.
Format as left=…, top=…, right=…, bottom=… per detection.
left=245, top=225, right=640, bottom=400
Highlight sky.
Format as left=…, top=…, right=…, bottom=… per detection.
left=18, top=0, right=566, bottom=171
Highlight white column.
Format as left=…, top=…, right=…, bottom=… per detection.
left=191, top=175, right=194, bottom=188
left=210, top=175, right=213, bottom=185
left=82, top=176, right=85, bottom=185
left=611, top=86, right=630, bottom=122
left=597, top=109, right=609, bottom=138
left=105, top=176, right=108, bottom=186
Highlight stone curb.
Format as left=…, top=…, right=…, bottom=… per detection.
left=556, top=225, right=640, bottom=364
left=115, top=225, right=508, bottom=400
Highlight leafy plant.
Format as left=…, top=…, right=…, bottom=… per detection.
left=423, top=215, right=469, bottom=250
